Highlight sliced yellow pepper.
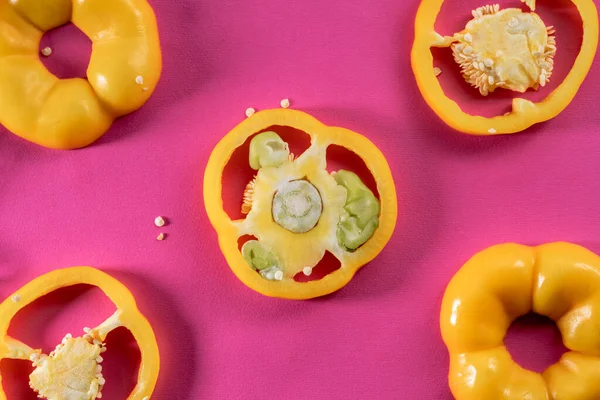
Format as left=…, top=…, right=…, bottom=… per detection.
left=204, top=109, right=397, bottom=300
left=0, top=0, right=162, bottom=149
left=411, top=0, right=598, bottom=135
left=441, top=242, right=600, bottom=399
left=0, top=267, right=160, bottom=399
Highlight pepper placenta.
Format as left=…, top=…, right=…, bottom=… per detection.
left=411, top=0, right=599, bottom=135
left=204, top=109, right=397, bottom=300
left=441, top=242, right=600, bottom=399
left=0, top=0, right=162, bottom=149
left=0, top=267, right=160, bottom=399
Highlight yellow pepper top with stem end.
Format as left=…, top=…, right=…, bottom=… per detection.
left=204, top=109, right=398, bottom=300
left=441, top=242, right=600, bottom=399
left=0, top=0, right=162, bottom=149
left=411, top=0, right=598, bottom=135
left=0, top=266, right=160, bottom=400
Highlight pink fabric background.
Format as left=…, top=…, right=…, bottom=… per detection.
left=0, top=0, right=599, bottom=398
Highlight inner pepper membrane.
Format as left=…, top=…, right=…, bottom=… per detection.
left=238, top=131, right=381, bottom=281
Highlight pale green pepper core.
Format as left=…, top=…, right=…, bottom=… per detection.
left=272, top=180, right=323, bottom=233
left=249, top=131, right=290, bottom=170
left=241, top=240, right=279, bottom=271
left=334, top=170, right=380, bottom=251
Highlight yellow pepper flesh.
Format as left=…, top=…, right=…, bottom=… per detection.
left=0, top=0, right=162, bottom=149
left=411, top=0, right=599, bottom=135
left=0, top=267, right=160, bottom=400
left=441, top=242, right=600, bottom=399
left=204, top=109, right=398, bottom=300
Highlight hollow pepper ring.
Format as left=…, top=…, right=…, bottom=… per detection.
left=411, top=0, right=599, bottom=135
left=0, top=0, right=162, bottom=149
left=204, top=109, right=397, bottom=300
left=441, top=242, right=600, bottom=399
left=0, top=267, right=160, bottom=399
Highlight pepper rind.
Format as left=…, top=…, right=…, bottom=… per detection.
left=411, top=0, right=599, bottom=135
left=203, top=109, right=397, bottom=299
left=0, top=267, right=160, bottom=400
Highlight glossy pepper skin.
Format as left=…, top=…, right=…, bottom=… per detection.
left=0, top=267, right=160, bottom=399
left=0, top=0, right=162, bottom=149
left=411, top=0, right=599, bottom=135
left=441, top=242, right=600, bottom=399
left=204, top=109, right=397, bottom=300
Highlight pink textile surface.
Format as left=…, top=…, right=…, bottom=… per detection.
left=0, top=0, right=599, bottom=398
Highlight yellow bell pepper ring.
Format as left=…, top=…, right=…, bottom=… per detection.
left=441, top=242, right=600, bottom=399
left=0, top=0, right=162, bottom=149
left=0, top=267, right=160, bottom=400
left=411, top=0, right=599, bottom=135
left=204, top=109, right=398, bottom=300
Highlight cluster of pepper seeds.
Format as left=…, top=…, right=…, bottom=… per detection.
left=28, top=330, right=107, bottom=400
left=241, top=178, right=256, bottom=215
left=450, top=4, right=556, bottom=96
left=83, top=326, right=108, bottom=400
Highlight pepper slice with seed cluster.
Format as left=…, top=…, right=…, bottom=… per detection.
left=204, top=108, right=397, bottom=300
left=0, top=267, right=160, bottom=400
left=411, top=0, right=598, bottom=134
